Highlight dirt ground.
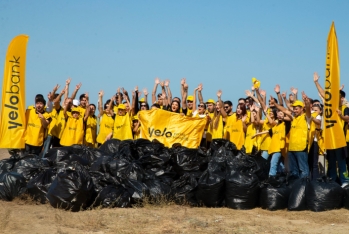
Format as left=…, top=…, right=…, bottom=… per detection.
left=1, top=149, right=349, bottom=234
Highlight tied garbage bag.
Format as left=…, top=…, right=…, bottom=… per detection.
left=0, top=157, right=18, bottom=174
left=209, top=139, right=238, bottom=157
left=225, top=171, right=259, bottom=209
left=46, top=163, right=95, bottom=211
left=12, top=157, right=50, bottom=181
left=44, top=147, right=89, bottom=168
left=288, top=177, right=310, bottom=211
left=306, top=177, right=344, bottom=212
left=259, top=181, right=291, bottom=211
left=124, top=179, right=150, bottom=204
left=94, top=185, right=131, bottom=208
left=27, top=168, right=57, bottom=203
left=343, top=185, right=349, bottom=210
left=99, top=139, right=121, bottom=155
left=90, top=155, right=114, bottom=173
left=108, top=159, right=144, bottom=181
left=70, top=145, right=104, bottom=165
left=0, top=172, right=27, bottom=201
left=195, top=170, right=225, bottom=207
left=171, top=173, right=199, bottom=206
left=144, top=179, right=172, bottom=200
left=171, top=146, right=207, bottom=176
left=250, top=155, right=270, bottom=182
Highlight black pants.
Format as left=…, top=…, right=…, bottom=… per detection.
left=25, top=143, right=42, bottom=155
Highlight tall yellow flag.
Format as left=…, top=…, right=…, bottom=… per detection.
left=138, top=109, right=206, bottom=148
left=0, top=35, right=29, bottom=148
left=323, top=22, right=346, bottom=150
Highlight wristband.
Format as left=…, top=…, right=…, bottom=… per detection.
left=276, top=92, right=280, bottom=94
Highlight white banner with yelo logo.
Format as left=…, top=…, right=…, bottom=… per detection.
left=138, top=109, right=206, bottom=148
left=0, top=35, right=29, bottom=148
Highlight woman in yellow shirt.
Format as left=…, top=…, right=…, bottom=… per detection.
left=96, top=91, right=115, bottom=146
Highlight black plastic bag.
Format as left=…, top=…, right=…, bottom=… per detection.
left=250, top=155, right=270, bottom=182
left=94, top=185, right=131, bottom=208
left=260, top=182, right=290, bottom=211
left=288, top=177, right=309, bottom=211
left=0, top=157, right=18, bottom=174
left=12, top=157, right=49, bottom=181
left=171, top=172, right=199, bottom=206
left=108, top=159, right=144, bottom=181
left=343, top=185, right=349, bottom=210
left=27, top=168, right=57, bottom=203
left=195, top=170, right=225, bottom=207
left=144, top=179, right=172, bottom=199
left=171, top=146, right=207, bottom=176
left=46, top=163, right=95, bottom=211
left=90, top=155, right=114, bottom=173
left=124, top=179, right=150, bottom=204
left=0, top=172, right=27, bottom=201
left=209, top=139, right=238, bottom=156
left=225, top=171, right=259, bottom=209
left=99, top=139, right=122, bottom=155
left=306, top=177, right=344, bottom=212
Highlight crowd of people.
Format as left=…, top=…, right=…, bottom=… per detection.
left=22, top=73, right=349, bottom=186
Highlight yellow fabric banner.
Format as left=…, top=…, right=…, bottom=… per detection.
left=138, top=109, right=206, bottom=148
left=0, top=35, right=29, bottom=149
left=323, top=22, right=346, bottom=150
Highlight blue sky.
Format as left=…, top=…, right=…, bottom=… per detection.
left=1, top=1, right=349, bottom=108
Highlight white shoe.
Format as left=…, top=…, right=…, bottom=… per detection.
left=341, top=182, right=349, bottom=188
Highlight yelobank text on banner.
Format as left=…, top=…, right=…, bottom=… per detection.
left=138, top=109, right=206, bottom=148
left=0, top=35, right=29, bottom=149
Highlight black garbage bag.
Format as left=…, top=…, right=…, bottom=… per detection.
left=250, top=155, right=270, bottom=182
left=288, top=177, right=310, bottom=211
left=306, top=177, right=344, bottom=212
left=89, top=171, right=121, bottom=194
left=108, top=159, right=144, bottom=181
left=94, top=184, right=131, bottom=208
left=0, top=156, right=18, bottom=174
left=123, top=179, right=150, bottom=204
left=171, top=146, right=208, bottom=176
left=46, top=163, right=95, bottom=211
left=225, top=171, right=259, bottom=209
left=195, top=170, right=225, bottom=207
left=226, top=154, right=258, bottom=174
left=27, top=168, right=57, bottom=203
left=0, top=172, right=27, bottom=201
left=114, top=140, right=137, bottom=161
left=99, top=139, right=122, bottom=155
left=70, top=144, right=104, bottom=165
left=144, top=165, right=177, bottom=186
left=144, top=179, right=172, bottom=200
left=260, top=182, right=291, bottom=211
left=209, top=139, right=238, bottom=156
left=343, top=185, right=349, bottom=210
left=90, top=155, right=114, bottom=173
left=171, top=172, right=199, bottom=206
left=12, top=157, right=50, bottom=181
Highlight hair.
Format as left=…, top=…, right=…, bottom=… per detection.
left=79, top=94, right=86, bottom=101
left=245, top=97, right=253, bottom=103
left=89, top=103, right=96, bottom=109
left=157, top=93, right=163, bottom=98
left=35, top=94, right=44, bottom=99
left=35, top=96, right=46, bottom=106
left=198, top=102, right=206, bottom=109
left=140, top=103, right=149, bottom=110
left=270, top=107, right=278, bottom=119
left=224, top=100, right=232, bottom=106
left=340, top=90, right=346, bottom=98
left=170, top=100, right=181, bottom=113
left=54, top=93, right=59, bottom=99
left=271, top=97, right=278, bottom=104
left=238, top=98, right=245, bottom=103
left=104, top=99, right=112, bottom=110
left=312, top=99, right=320, bottom=104
left=313, top=104, right=323, bottom=111
left=237, top=103, right=247, bottom=117
left=151, top=103, right=160, bottom=109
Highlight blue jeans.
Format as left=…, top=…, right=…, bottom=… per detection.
left=288, top=151, right=309, bottom=178
left=327, top=147, right=348, bottom=185
left=269, top=152, right=282, bottom=176
left=42, top=135, right=52, bottom=158
left=261, top=150, right=269, bottom=160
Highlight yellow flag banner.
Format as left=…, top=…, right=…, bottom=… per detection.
left=0, top=35, right=29, bottom=149
left=138, top=109, right=206, bottom=148
left=323, top=22, right=346, bottom=150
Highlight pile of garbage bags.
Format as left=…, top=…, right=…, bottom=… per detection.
left=0, top=138, right=348, bottom=212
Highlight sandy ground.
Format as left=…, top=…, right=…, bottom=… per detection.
left=1, top=149, right=349, bottom=234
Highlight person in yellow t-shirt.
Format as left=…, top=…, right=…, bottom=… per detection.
left=84, top=103, right=97, bottom=148
left=60, top=99, right=88, bottom=147
left=106, top=104, right=133, bottom=141
left=24, top=96, right=51, bottom=155
left=132, top=115, right=141, bottom=139
left=96, top=91, right=115, bottom=146
left=224, top=103, right=247, bottom=150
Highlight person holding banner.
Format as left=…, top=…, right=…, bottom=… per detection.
left=24, top=96, right=51, bottom=155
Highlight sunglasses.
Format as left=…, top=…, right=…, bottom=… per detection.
left=224, top=106, right=229, bottom=109
left=198, top=104, right=205, bottom=108
left=141, top=104, right=147, bottom=107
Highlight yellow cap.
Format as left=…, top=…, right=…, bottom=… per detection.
left=206, top=99, right=215, bottom=104
left=71, top=107, right=80, bottom=113
left=139, top=98, right=145, bottom=103
left=118, top=104, right=126, bottom=109
left=292, top=100, right=304, bottom=107
left=187, top=96, right=194, bottom=101
left=252, top=77, right=261, bottom=89
left=132, top=115, right=139, bottom=121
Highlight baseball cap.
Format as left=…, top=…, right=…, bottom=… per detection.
left=206, top=99, right=215, bottom=104
left=187, top=96, right=194, bottom=101
left=118, top=104, right=126, bottom=109
left=73, top=99, right=80, bottom=106
left=292, top=100, right=304, bottom=107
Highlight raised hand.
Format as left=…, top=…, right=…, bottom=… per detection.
left=98, top=90, right=104, bottom=97
left=251, top=86, right=255, bottom=91
left=183, top=83, right=188, bottom=90
left=217, top=89, right=222, bottom=98
left=52, top=84, right=60, bottom=93
left=340, top=84, right=345, bottom=91
left=313, top=72, right=320, bottom=82
left=281, top=91, right=287, bottom=99
left=134, top=86, right=138, bottom=92
left=181, top=78, right=186, bottom=85
left=143, top=88, right=148, bottom=96
left=260, top=89, right=266, bottom=97
left=274, top=84, right=280, bottom=93
left=290, top=87, right=298, bottom=95
left=245, top=90, right=252, bottom=97
left=198, top=83, right=203, bottom=91
left=155, top=77, right=160, bottom=84
left=138, top=91, right=142, bottom=97
left=66, top=78, right=71, bottom=85
left=85, top=92, right=89, bottom=100
left=75, top=82, right=82, bottom=90
left=269, top=95, right=275, bottom=105
left=164, top=79, right=170, bottom=87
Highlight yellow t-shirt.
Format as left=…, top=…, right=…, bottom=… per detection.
left=60, top=113, right=84, bottom=146
left=96, top=112, right=114, bottom=144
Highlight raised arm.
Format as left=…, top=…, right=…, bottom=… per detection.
left=98, top=90, right=104, bottom=115
left=274, top=84, right=284, bottom=106
left=71, top=82, right=82, bottom=100
left=64, top=78, right=71, bottom=102
left=313, top=72, right=325, bottom=98
left=281, top=91, right=292, bottom=111
left=302, top=91, right=311, bottom=119
left=143, top=88, right=148, bottom=104
left=63, top=99, right=71, bottom=119
left=38, top=112, right=50, bottom=128
left=133, top=87, right=139, bottom=115
left=106, top=95, right=116, bottom=116
left=192, top=86, right=199, bottom=113
left=198, top=83, right=204, bottom=103
left=152, top=77, right=160, bottom=104
left=164, top=79, right=172, bottom=104
left=53, top=88, right=66, bottom=110
left=290, top=87, right=298, bottom=100
left=245, top=89, right=259, bottom=105
left=270, top=95, right=293, bottom=120
left=84, top=96, right=90, bottom=122
left=180, top=78, right=186, bottom=99
left=182, top=82, right=188, bottom=109
left=217, top=90, right=227, bottom=118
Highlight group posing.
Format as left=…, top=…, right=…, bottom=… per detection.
left=22, top=73, right=349, bottom=186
